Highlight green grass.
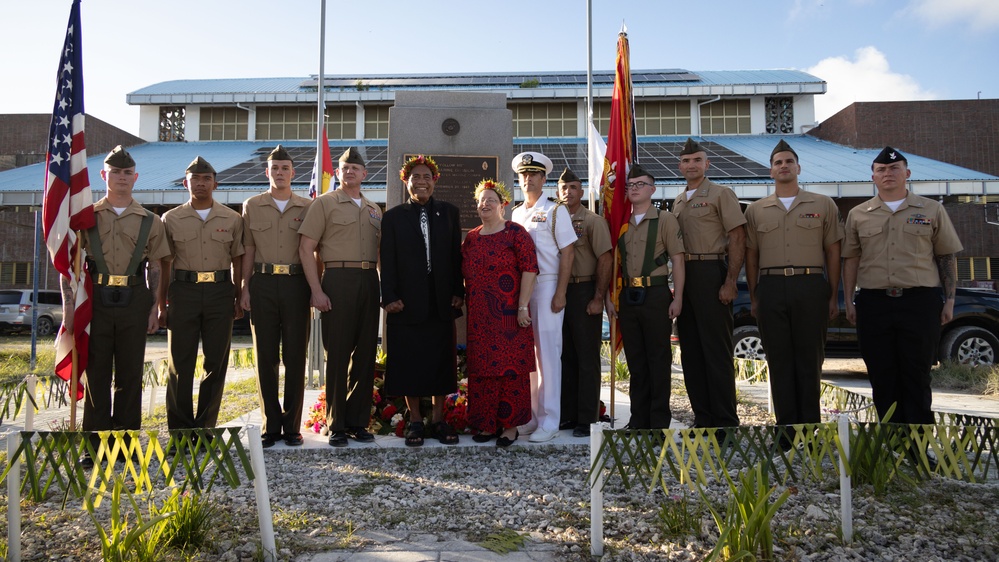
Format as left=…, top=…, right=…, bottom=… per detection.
left=0, top=341, right=55, bottom=378
left=931, top=360, right=999, bottom=395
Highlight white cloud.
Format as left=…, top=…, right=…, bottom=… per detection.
left=909, top=0, right=999, bottom=32
left=806, top=46, right=938, bottom=122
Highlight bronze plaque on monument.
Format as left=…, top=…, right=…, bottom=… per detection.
left=404, top=154, right=498, bottom=228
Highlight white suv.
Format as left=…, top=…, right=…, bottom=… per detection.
left=0, top=289, right=63, bottom=336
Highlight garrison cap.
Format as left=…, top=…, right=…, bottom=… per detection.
left=104, top=145, right=135, bottom=169
left=186, top=156, right=216, bottom=175
left=267, top=144, right=294, bottom=164
left=770, top=139, right=798, bottom=162
left=628, top=163, right=655, bottom=183
left=679, top=137, right=704, bottom=156
left=558, top=167, right=581, bottom=184
left=512, top=151, right=553, bottom=175
left=338, top=147, right=365, bottom=167
left=873, top=146, right=907, bottom=165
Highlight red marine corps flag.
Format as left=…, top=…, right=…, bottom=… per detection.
left=600, top=27, right=636, bottom=351
left=42, top=0, right=94, bottom=403
left=599, top=26, right=636, bottom=423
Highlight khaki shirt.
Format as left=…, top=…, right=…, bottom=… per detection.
left=241, top=192, right=312, bottom=264
left=85, top=198, right=171, bottom=273
left=568, top=206, right=612, bottom=278
left=298, top=189, right=381, bottom=262
left=671, top=178, right=746, bottom=255
left=745, top=190, right=843, bottom=270
left=620, top=209, right=685, bottom=279
left=162, top=200, right=244, bottom=271
left=842, top=192, right=963, bottom=289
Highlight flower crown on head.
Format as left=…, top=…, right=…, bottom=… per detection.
left=474, top=179, right=511, bottom=205
left=399, top=155, right=440, bottom=182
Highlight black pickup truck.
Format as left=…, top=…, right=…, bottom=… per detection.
left=731, top=283, right=999, bottom=367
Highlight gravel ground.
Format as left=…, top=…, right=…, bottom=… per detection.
left=4, top=379, right=999, bottom=561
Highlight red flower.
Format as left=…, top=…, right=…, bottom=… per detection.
left=381, top=404, right=398, bottom=420
left=394, top=419, right=406, bottom=437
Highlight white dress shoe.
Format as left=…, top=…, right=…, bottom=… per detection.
left=528, top=428, right=557, bottom=443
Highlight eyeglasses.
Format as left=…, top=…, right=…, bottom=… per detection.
left=625, top=181, right=653, bottom=190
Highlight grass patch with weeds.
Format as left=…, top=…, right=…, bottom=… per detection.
left=478, top=527, right=527, bottom=554
left=931, top=360, right=999, bottom=395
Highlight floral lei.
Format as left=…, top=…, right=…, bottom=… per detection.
left=399, top=155, right=440, bottom=182
left=474, top=178, right=512, bottom=204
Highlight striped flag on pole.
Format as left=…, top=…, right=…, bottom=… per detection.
left=42, top=0, right=94, bottom=399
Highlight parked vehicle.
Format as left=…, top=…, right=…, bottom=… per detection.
left=731, top=282, right=999, bottom=367
left=0, top=289, right=63, bottom=336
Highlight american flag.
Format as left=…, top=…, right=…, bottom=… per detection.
left=42, top=0, right=94, bottom=399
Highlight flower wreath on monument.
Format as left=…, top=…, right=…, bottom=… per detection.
left=305, top=344, right=472, bottom=435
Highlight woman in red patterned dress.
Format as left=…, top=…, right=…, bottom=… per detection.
left=461, top=180, right=538, bottom=447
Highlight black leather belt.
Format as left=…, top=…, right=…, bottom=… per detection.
left=627, top=275, right=669, bottom=288
left=685, top=253, right=725, bottom=261
left=174, top=269, right=231, bottom=283
left=759, top=267, right=823, bottom=277
left=861, top=287, right=935, bottom=298
left=91, top=273, right=142, bottom=287
left=570, top=275, right=595, bottom=284
left=254, top=263, right=304, bottom=275
left=324, top=261, right=376, bottom=269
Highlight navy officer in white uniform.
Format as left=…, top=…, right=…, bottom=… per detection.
left=511, top=151, right=578, bottom=442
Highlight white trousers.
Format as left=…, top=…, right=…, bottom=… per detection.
left=529, top=275, right=564, bottom=433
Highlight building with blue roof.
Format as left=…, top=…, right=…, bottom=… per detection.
left=1, top=68, right=997, bottom=289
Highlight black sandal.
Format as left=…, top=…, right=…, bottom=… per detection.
left=433, top=421, right=459, bottom=445
left=405, top=420, right=425, bottom=447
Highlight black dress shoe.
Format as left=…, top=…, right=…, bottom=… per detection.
left=284, top=433, right=304, bottom=447
left=496, top=430, right=519, bottom=448
left=346, top=427, right=375, bottom=442
left=472, top=432, right=496, bottom=443
left=572, top=424, right=590, bottom=437
left=329, top=431, right=348, bottom=447
left=261, top=434, right=278, bottom=448
left=559, top=420, right=577, bottom=430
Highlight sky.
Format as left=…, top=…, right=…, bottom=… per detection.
left=2, top=0, right=997, bottom=137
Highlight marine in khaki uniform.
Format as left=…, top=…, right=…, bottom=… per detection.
left=671, top=137, right=746, bottom=433
left=555, top=167, right=611, bottom=437
left=159, top=156, right=245, bottom=430
left=299, top=147, right=382, bottom=447
left=65, top=146, right=170, bottom=458
left=745, top=140, right=842, bottom=446
left=843, top=147, right=963, bottom=424
left=240, top=145, right=312, bottom=447
left=607, top=164, right=685, bottom=430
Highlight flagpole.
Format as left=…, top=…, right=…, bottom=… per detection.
left=308, top=0, right=327, bottom=388
left=69, top=236, right=83, bottom=430
left=586, top=0, right=595, bottom=213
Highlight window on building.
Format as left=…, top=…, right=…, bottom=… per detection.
left=256, top=107, right=318, bottom=141
left=199, top=107, right=249, bottom=141
left=0, top=262, right=31, bottom=286
left=636, top=101, right=691, bottom=136
left=699, top=99, right=751, bottom=134
left=510, top=103, right=577, bottom=138
left=765, top=97, right=794, bottom=134
left=325, top=105, right=357, bottom=140
left=593, top=102, right=610, bottom=137
left=363, top=106, right=391, bottom=139
left=159, top=106, right=185, bottom=142
left=958, top=256, right=998, bottom=280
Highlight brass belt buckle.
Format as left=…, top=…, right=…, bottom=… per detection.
left=630, top=277, right=644, bottom=288
left=272, top=264, right=290, bottom=275
left=783, top=267, right=795, bottom=277
left=361, top=261, right=371, bottom=270
left=197, top=271, right=216, bottom=283
left=107, top=275, right=128, bottom=287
